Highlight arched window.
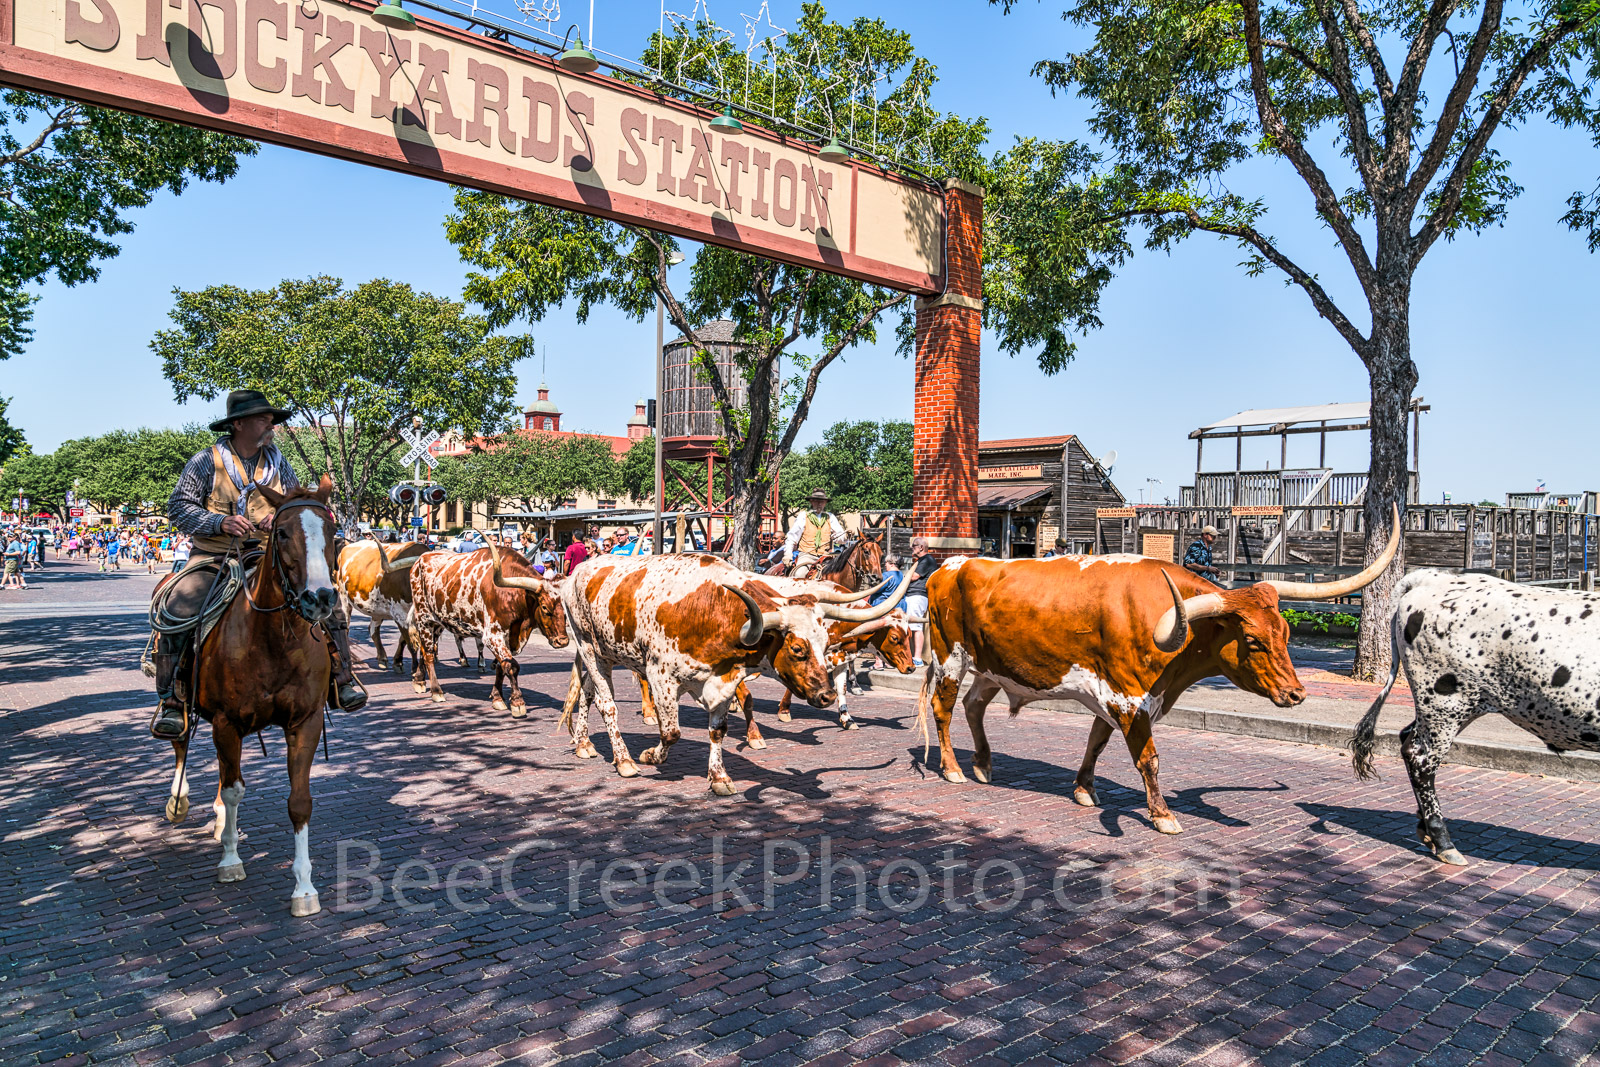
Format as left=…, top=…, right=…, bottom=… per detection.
left=543, top=418, right=554, bottom=430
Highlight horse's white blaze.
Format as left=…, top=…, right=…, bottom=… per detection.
left=217, top=780, right=245, bottom=869
left=300, top=510, right=334, bottom=594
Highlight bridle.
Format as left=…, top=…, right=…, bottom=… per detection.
left=241, top=497, right=337, bottom=624
left=836, top=538, right=883, bottom=589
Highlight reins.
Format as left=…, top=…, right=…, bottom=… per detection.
left=240, top=497, right=336, bottom=623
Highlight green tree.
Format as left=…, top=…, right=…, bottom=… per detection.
left=434, top=432, right=620, bottom=517
left=616, top=437, right=706, bottom=511
left=780, top=420, right=914, bottom=513
left=447, top=5, right=998, bottom=568
left=67, top=425, right=214, bottom=514
left=0, top=92, right=256, bottom=359
left=998, top=0, right=1600, bottom=677
left=0, top=396, right=27, bottom=464
left=0, top=449, right=71, bottom=519
left=282, top=423, right=409, bottom=527
left=153, top=276, right=530, bottom=529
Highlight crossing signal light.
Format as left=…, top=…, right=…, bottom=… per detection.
left=389, top=483, right=418, bottom=507
left=421, top=485, right=448, bottom=506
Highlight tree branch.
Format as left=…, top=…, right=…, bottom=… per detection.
left=1411, top=15, right=1582, bottom=263
left=0, top=104, right=83, bottom=166
left=1239, top=0, right=1377, bottom=292
left=1335, top=0, right=1394, bottom=103
left=1116, top=205, right=1370, bottom=356
left=1301, top=0, right=1377, bottom=185
left=1399, top=0, right=1505, bottom=213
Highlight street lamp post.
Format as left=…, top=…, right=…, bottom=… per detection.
left=654, top=250, right=685, bottom=553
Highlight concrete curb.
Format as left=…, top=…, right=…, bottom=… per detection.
left=854, top=668, right=1600, bottom=784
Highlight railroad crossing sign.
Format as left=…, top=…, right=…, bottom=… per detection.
left=400, top=426, right=441, bottom=469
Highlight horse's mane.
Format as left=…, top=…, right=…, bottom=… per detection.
left=817, top=550, right=852, bottom=578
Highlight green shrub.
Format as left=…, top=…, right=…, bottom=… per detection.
left=1281, top=608, right=1360, bottom=633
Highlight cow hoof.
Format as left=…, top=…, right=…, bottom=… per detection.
left=412, top=682, right=426, bottom=695
left=1073, top=786, right=1099, bottom=808
left=431, top=693, right=447, bottom=704
left=642, top=714, right=659, bottom=726
left=709, top=778, right=736, bottom=797
left=217, top=862, right=246, bottom=883
left=745, top=737, right=767, bottom=750
left=165, top=796, right=189, bottom=824
left=1436, top=848, right=1468, bottom=867
left=941, top=768, right=966, bottom=784
left=616, top=759, right=639, bottom=778
left=777, top=710, right=791, bottom=722
left=375, top=658, right=389, bottom=670
left=1152, top=815, right=1183, bottom=835
left=491, top=696, right=509, bottom=712
left=574, top=741, right=599, bottom=759
left=456, top=658, right=469, bottom=669
left=637, top=747, right=666, bottom=766
left=510, top=704, right=528, bottom=719
left=971, top=766, right=991, bottom=784
left=289, top=892, right=321, bottom=917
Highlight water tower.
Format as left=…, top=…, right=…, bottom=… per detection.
left=661, top=319, right=782, bottom=535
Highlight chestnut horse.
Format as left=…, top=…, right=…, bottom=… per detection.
left=164, top=476, right=339, bottom=917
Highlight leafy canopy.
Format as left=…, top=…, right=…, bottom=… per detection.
left=434, top=433, right=622, bottom=516
left=0, top=92, right=256, bottom=359
left=779, top=420, right=913, bottom=513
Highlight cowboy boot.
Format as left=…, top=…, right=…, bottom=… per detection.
left=150, top=650, right=189, bottom=740
left=324, top=611, right=367, bottom=711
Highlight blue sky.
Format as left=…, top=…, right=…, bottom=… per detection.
left=4, top=0, right=1596, bottom=502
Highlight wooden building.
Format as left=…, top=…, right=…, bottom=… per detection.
left=976, top=435, right=1127, bottom=558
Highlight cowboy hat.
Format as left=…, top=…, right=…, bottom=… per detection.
left=209, top=389, right=292, bottom=433
left=808, top=487, right=830, bottom=502
left=1201, top=525, right=1220, bottom=537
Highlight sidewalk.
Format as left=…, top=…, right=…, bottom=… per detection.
left=858, top=640, right=1600, bottom=783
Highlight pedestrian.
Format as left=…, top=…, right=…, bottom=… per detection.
left=1040, top=537, right=1068, bottom=560
left=870, top=555, right=905, bottom=671
left=537, top=537, right=559, bottom=571
left=1183, top=525, right=1223, bottom=583
left=105, top=534, right=121, bottom=572
left=2, top=532, right=25, bottom=589
left=171, top=535, right=192, bottom=573
left=562, top=534, right=589, bottom=577
left=903, top=536, right=937, bottom=668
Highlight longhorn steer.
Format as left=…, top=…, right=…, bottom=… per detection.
left=1352, top=570, right=1600, bottom=865
left=388, top=541, right=568, bottom=713
left=336, top=541, right=482, bottom=673
left=920, top=509, right=1400, bottom=834
left=560, top=554, right=906, bottom=794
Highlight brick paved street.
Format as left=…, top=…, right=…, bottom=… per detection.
left=5, top=559, right=1600, bottom=1065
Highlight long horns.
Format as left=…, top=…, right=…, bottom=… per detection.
left=1152, top=572, right=1226, bottom=653
left=819, top=569, right=913, bottom=624
left=723, top=582, right=782, bottom=647
left=1263, top=504, right=1402, bottom=600
left=375, top=541, right=420, bottom=575
left=809, top=576, right=891, bottom=604
left=489, top=538, right=547, bottom=593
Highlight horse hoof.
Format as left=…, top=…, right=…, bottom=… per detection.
left=217, top=862, right=246, bottom=883
left=942, top=768, right=966, bottom=784
left=840, top=718, right=858, bottom=731
left=1073, top=787, right=1099, bottom=808
left=709, top=778, right=737, bottom=797
left=746, top=737, right=767, bottom=750
left=165, top=796, right=189, bottom=824
left=456, top=659, right=468, bottom=669
left=1436, top=848, right=1468, bottom=866
left=1152, top=816, right=1184, bottom=835
left=616, top=759, right=639, bottom=778
left=971, top=766, right=991, bottom=784
left=491, top=697, right=508, bottom=712
left=510, top=704, right=527, bottom=719
left=777, top=710, right=791, bottom=722
left=289, top=892, right=321, bottom=917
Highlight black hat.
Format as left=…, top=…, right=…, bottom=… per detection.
left=808, top=487, right=830, bottom=503
left=209, top=389, right=292, bottom=433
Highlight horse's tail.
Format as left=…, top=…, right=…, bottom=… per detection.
left=1351, top=608, right=1403, bottom=781
left=559, top=660, right=582, bottom=736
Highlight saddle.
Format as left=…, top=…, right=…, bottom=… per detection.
left=141, top=550, right=264, bottom=676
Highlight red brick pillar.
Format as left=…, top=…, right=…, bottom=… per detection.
left=913, top=178, right=983, bottom=557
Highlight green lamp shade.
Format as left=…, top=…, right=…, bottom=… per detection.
left=709, top=104, right=744, bottom=134
left=371, top=0, right=415, bottom=29
left=817, top=137, right=851, bottom=164
left=557, top=36, right=600, bottom=74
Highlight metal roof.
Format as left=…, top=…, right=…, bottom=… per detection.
left=977, top=481, right=1055, bottom=510
left=978, top=434, right=1075, bottom=452
left=1200, top=402, right=1370, bottom=429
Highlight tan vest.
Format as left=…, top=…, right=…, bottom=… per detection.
left=797, top=513, right=834, bottom=556
left=192, top=442, right=286, bottom=555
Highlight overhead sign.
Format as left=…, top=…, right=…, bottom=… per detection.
left=1096, top=507, right=1137, bottom=519
left=1232, top=505, right=1284, bottom=517
left=978, top=464, right=1044, bottom=482
left=0, top=0, right=944, bottom=292
left=400, top=427, right=441, bottom=468
left=69, top=507, right=85, bottom=517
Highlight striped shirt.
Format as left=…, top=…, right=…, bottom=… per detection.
left=166, top=438, right=299, bottom=537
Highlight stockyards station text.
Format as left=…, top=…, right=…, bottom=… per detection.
left=335, top=834, right=1242, bottom=917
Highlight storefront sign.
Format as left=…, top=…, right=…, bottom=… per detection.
left=0, top=0, right=943, bottom=290
left=978, top=464, right=1043, bottom=481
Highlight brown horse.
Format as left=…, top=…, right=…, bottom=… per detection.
left=164, top=476, right=339, bottom=917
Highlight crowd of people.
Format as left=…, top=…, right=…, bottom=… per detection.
left=0, top=519, right=198, bottom=592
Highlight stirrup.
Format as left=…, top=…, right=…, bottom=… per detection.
left=150, top=701, right=189, bottom=740
left=331, top=679, right=368, bottom=712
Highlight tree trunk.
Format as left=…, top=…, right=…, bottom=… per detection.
left=724, top=459, right=770, bottom=571
left=1352, top=311, right=1419, bottom=681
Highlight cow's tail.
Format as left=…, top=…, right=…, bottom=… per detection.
left=1350, top=608, right=1403, bottom=781
left=559, top=660, right=582, bottom=736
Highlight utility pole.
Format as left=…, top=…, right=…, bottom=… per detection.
left=653, top=250, right=684, bottom=553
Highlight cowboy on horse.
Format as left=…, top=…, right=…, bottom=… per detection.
left=149, top=389, right=366, bottom=740
left=781, top=488, right=849, bottom=580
